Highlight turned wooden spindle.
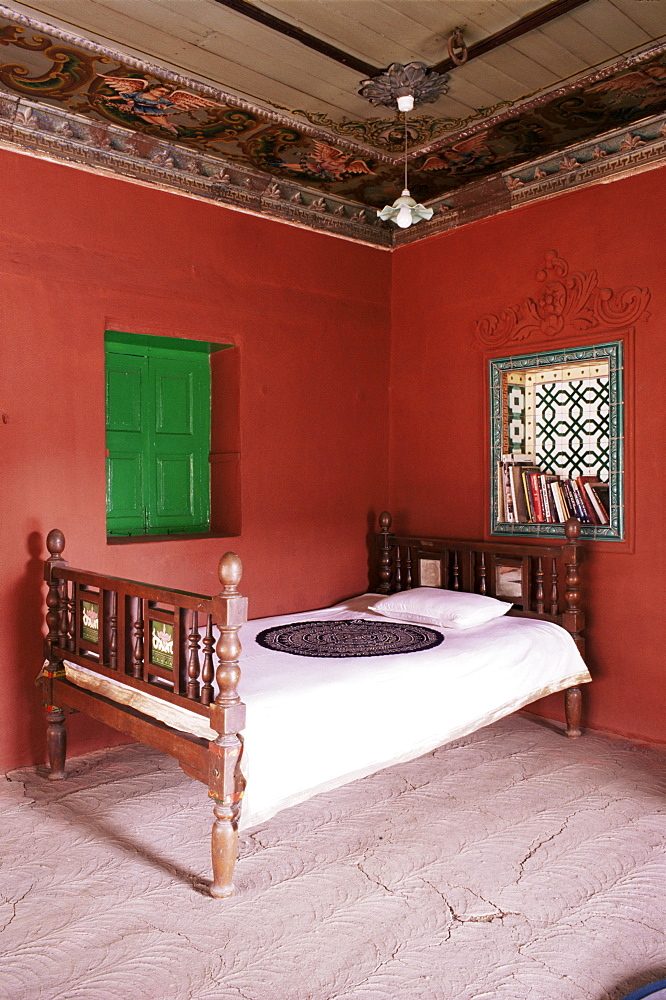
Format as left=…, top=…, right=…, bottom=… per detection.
left=104, top=590, right=118, bottom=671
left=404, top=546, right=412, bottom=590
left=395, top=548, right=402, bottom=591
left=535, top=557, right=545, bottom=614
left=132, top=598, right=144, bottom=679
left=550, top=557, right=558, bottom=616
left=377, top=511, right=393, bottom=594
left=43, top=530, right=69, bottom=780
left=208, top=551, right=248, bottom=899
left=478, top=552, right=487, bottom=595
left=186, top=610, right=201, bottom=701
left=201, top=615, right=215, bottom=706
left=452, top=551, right=460, bottom=591
left=45, top=529, right=67, bottom=656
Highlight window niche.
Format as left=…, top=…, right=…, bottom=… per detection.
left=489, top=341, right=623, bottom=539
left=105, top=331, right=240, bottom=541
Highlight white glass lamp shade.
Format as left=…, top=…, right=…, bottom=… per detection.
left=378, top=189, right=434, bottom=229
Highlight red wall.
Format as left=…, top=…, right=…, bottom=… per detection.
left=390, top=166, right=666, bottom=745
left=2, top=148, right=664, bottom=772
left=0, top=149, right=392, bottom=771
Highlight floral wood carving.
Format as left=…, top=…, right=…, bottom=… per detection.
left=475, top=250, right=651, bottom=347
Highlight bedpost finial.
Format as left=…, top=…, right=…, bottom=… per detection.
left=564, top=516, right=581, bottom=541
left=218, top=551, right=242, bottom=590
left=379, top=511, right=392, bottom=532
left=46, top=529, right=65, bottom=557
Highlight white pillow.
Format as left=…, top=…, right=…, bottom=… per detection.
left=371, top=587, right=512, bottom=630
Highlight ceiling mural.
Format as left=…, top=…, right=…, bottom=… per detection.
left=1, top=3, right=666, bottom=246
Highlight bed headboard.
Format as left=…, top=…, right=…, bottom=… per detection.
left=375, top=512, right=585, bottom=658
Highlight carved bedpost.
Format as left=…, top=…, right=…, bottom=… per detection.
left=562, top=517, right=585, bottom=738
left=208, top=552, right=248, bottom=898
left=43, top=529, right=69, bottom=779
left=377, top=511, right=393, bottom=594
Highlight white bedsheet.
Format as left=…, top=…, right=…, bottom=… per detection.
left=63, top=593, right=591, bottom=830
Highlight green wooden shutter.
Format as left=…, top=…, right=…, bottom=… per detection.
left=106, top=352, right=148, bottom=535
left=147, top=354, right=210, bottom=534
left=106, top=340, right=211, bottom=536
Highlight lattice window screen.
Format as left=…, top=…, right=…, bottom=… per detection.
left=534, top=377, right=609, bottom=479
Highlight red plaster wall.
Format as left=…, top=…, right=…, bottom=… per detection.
left=0, top=149, right=391, bottom=771
left=389, top=166, right=666, bottom=746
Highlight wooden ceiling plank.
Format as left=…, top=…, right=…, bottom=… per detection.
left=566, top=0, right=653, bottom=50
left=196, top=8, right=366, bottom=83
left=477, top=45, right=560, bottom=93
left=608, top=0, right=666, bottom=37
left=537, top=15, right=623, bottom=64
left=196, top=29, right=377, bottom=115
left=439, top=0, right=546, bottom=34
left=319, top=0, right=450, bottom=57
left=509, top=29, right=589, bottom=77
left=17, top=0, right=218, bottom=66
left=453, top=60, right=534, bottom=102
left=240, top=0, right=420, bottom=66
left=28, top=0, right=212, bottom=47
left=428, top=94, right=483, bottom=119
left=441, top=75, right=509, bottom=109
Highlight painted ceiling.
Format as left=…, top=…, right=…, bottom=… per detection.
left=1, top=1, right=666, bottom=246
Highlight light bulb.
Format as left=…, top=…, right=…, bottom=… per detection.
left=396, top=93, right=414, bottom=113
left=396, top=204, right=413, bottom=228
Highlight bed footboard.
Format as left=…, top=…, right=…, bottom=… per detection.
left=41, top=529, right=248, bottom=897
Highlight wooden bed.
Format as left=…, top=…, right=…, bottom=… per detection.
left=39, top=513, right=587, bottom=898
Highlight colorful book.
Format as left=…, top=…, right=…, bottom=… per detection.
left=520, top=465, right=542, bottom=521
left=588, top=482, right=610, bottom=522
left=584, top=482, right=609, bottom=524
left=527, top=472, right=544, bottom=522
left=549, top=480, right=567, bottom=523
left=575, top=475, right=601, bottom=524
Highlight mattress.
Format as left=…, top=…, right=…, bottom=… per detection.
left=63, top=593, right=591, bottom=830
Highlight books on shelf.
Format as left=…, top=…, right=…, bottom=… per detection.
left=497, top=455, right=610, bottom=526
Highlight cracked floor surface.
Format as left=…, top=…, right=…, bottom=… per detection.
left=2, top=715, right=665, bottom=1000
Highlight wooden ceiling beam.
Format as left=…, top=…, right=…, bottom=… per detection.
left=432, top=0, right=595, bottom=74
left=212, top=0, right=594, bottom=84
left=211, top=0, right=379, bottom=76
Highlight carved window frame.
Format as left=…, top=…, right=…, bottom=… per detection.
left=489, top=340, right=624, bottom=540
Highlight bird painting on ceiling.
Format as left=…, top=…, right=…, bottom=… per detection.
left=419, top=130, right=494, bottom=175
left=585, top=64, right=666, bottom=108
left=96, top=75, right=220, bottom=134
left=286, top=141, right=375, bottom=181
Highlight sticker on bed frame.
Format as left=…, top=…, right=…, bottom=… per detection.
left=81, top=601, right=99, bottom=643
left=419, top=558, right=442, bottom=588
left=150, top=621, right=174, bottom=670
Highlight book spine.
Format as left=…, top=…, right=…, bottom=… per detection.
left=575, top=477, right=599, bottom=524
left=549, top=481, right=565, bottom=523
left=522, top=471, right=535, bottom=521
left=561, top=480, right=584, bottom=523
left=539, top=476, right=554, bottom=522
left=528, top=473, right=544, bottom=522
left=587, top=484, right=610, bottom=523
left=569, top=481, right=591, bottom=523
left=501, top=461, right=515, bottom=522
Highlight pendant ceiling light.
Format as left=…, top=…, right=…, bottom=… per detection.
left=377, top=106, right=433, bottom=230
left=359, top=48, right=465, bottom=230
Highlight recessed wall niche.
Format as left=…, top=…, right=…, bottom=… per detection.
left=489, top=341, right=623, bottom=539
